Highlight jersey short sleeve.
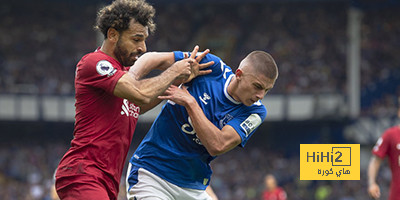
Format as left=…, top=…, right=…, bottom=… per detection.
left=372, top=129, right=391, bottom=159
left=76, top=54, right=126, bottom=94
left=227, top=106, right=267, bottom=147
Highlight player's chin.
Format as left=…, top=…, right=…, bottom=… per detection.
left=243, top=100, right=254, bottom=106
left=127, top=58, right=137, bottom=66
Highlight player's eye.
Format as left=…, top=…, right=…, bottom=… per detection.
left=254, top=84, right=263, bottom=90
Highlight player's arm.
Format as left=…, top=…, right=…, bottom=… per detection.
left=159, top=85, right=242, bottom=156
left=114, top=58, right=191, bottom=106
left=130, top=47, right=212, bottom=81
left=128, top=52, right=176, bottom=80
left=114, top=46, right=212, bottom=107
left=367, top=155, right=382, bottom=200
left=135, top=47, right=212, bottom=114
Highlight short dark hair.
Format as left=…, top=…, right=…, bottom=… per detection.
left=95, top=0, right=156, bottom=38
left=246, top=51, right=278, bottom=80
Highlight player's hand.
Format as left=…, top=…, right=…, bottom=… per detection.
left=183, top=45, right=213, bottom=83
left=368, top=183, right=381, bottom=199
left=172, top=58, right=194, bottom=80
left=158, top=85, right=195, bottom=107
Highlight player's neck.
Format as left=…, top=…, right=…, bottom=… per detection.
left=99, top=41, right=118, bottom=62
left=226, top=76, right=241, bottom=103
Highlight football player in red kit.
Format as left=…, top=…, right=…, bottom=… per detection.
left=55, top=0, right=212, bottom=199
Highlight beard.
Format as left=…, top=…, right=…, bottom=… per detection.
left=114, top=40, right=137, bottom=66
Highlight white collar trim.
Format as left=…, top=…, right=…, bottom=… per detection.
left=224, top=74, right=241, bottom=105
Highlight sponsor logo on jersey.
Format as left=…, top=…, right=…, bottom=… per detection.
left=120, top=99, right=140, bottom=118
left=181, top=117, right=203, bottom=145
left=96, top=60, right=117, bottom=77
left=240, top=113, right=262, bottom=137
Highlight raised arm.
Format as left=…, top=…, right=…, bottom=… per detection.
left=158, top=85, right=242, bottom=156
left=114, top=58, right=192, bottom=106
left=128, top=52, right=176, bottom=80
left=368, top=155, right=382, bottom=199
left=113, top=46, right=213, bottom=107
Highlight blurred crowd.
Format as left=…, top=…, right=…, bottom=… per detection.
left=0, top=1, right=399, bottom=116
left=0, top=1, right=96, bottom=95
left=0, top=143, right=67, bottom=200
left=0, top=142, right=391, bottom=200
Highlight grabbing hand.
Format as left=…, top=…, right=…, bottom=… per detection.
left=173, top=58, right=194, bottom=80
left=158, top=85, right=195, bottom=107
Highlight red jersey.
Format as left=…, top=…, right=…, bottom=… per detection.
left=372, top=125, right=400, bottom=200
left=56, top=49, right=139, bottom=198
left=262, top=187, right=287, bottom=200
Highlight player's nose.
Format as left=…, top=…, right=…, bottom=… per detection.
left=255, top=91, right=265, bottom=100
left=137, top=41, right=147, bottom=53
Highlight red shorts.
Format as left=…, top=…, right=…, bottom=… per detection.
left=56, top=174, right=117, bottom=200
left=56, top=161, right=118, bottom=200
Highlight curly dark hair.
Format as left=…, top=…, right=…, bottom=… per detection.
left=95, top=0, right=156, bottom=38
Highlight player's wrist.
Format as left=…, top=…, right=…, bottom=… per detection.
left=184, top=97, right=197, bottom=108
left=368, top=181, right=377, bottom=186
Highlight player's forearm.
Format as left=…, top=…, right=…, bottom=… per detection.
left=115, top=62, right=189, bottom=105
left=367, top=156, right=382, bottom=185
left=184, top=99, right=229, bottom=156
left=129, top=52, right=175, bottom=80
left=134, top=66, right=189, bottom=104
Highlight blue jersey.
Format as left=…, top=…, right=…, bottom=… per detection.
left=127, top=52, right=267, bottom=190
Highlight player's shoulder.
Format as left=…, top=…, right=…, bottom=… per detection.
left=76, top=50, right=121, bottom=77
left=80, top=50, right=112, bottom=66
left=205, top=53, right=222, bottom=62
left=207, top=53, right=234, bottom=78
left=382, top=125, right=400, bottom=137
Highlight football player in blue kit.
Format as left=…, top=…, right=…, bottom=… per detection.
left=126, top=49, right=278, bottom=200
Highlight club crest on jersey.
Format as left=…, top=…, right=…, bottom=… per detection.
left=96, top=60, right=117, bottom=77
left=219, top=114, right=233, bottom=128
left=240, top=113, right=262, bottom=137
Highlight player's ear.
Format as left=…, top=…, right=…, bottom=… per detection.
left=107, top=28, right=120, bottom=43
left=235, top=69, right=243, bottom=80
